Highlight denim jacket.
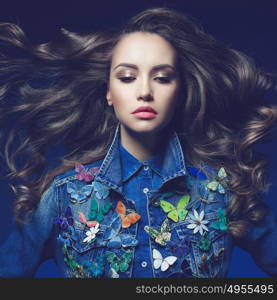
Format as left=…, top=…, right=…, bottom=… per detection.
left=1, top=124, right=277, bottom=278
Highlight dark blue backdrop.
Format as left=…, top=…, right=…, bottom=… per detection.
left=0, top=0, right=276, bottom=278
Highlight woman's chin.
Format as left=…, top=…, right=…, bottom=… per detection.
left=121, top=123, right=163, bottom=136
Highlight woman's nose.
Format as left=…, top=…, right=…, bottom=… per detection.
left=138, top=93, right=153, bottom=101
left=137, top=78, right=153, bottom=101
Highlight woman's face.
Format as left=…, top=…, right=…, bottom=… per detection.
left=106, top=32, right=180, bottom=135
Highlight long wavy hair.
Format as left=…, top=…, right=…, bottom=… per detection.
left=0, top=8, right=276, bottom=239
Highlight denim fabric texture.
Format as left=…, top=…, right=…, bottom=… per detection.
left=1, top=123, right=277, bottom=278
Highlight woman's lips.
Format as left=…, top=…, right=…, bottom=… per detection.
left=132, top=111, right=158, bottom=118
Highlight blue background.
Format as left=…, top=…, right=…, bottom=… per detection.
left=0, top=0, right=276, bottom=278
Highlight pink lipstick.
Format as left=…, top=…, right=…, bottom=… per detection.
left=132, top=106, right=158, bottom=119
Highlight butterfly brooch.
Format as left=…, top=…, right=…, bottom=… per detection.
left=206, top=167, right=228, bottom=194
left=102, top=211, right=138, bottom=248
left=210, top=208, right=228, bottom=231
left=160, top=194, right=190, bottom=222
left=109, top=267, right=120, bottom=278
left=75, top=163, right=100, bottom=182
left=57, top=230, right=76, bottom=248
left=144, top=218, right=171, bottom=246
left=153, top=248, right=177, bottom=272
left=198, top=248, right=225, bottom=273
left=53, top=206, right=74, bottom=230
left=79, top=212, right=99, bottom=227
left=66, top=182, right=94, bottom=203
left=83, top=255, right=105, bottom=278
left=166, top=236, right=190, bottom=257
left=91, top=181, right=110, bottom=200
left=62, top=246, right=81, bottom=273
left=167, top=258, right=193, bottom=278
left=197, top=231, right=212, bottom=251
left=106, top=250, right=132, bottom=275
left=115, top=201, right=140, bottom=228
left=89, top=198, right=112, bottom=223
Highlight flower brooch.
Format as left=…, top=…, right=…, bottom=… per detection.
left=186, top=209, right=209, bottom=235
left=83, top=222, right=100, bottom=243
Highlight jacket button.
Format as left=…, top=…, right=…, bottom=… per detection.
left=143, top=165, right=149, bottom=171
left=141, top=261, right=148, bottom=268
left=143, top=188, right=149, bottom=194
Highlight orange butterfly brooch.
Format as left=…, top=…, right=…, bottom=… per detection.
left=115, top=201, right=141, bottom=228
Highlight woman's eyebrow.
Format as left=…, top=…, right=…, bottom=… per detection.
left=112, top=63, right=176, bottom=72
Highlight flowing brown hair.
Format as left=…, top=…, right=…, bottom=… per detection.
left=0, top=8, right=276, bottom=239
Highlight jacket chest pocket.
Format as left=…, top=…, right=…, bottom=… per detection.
left=55, top=225, right=103, bottom=278
left=171, top=211, right=226, bottom=278
left=61, top=218, right=137, bottom=278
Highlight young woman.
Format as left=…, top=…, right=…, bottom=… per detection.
left=0, top=7, right=276, bottom=278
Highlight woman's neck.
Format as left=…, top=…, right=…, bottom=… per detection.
left=120, top=125, right=166, bottom=162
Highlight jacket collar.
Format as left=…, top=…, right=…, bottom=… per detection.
left=119, top=141, right=165, bottom=183
left=95, top=123, right=186, bottom=193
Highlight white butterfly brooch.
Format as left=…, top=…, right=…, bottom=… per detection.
left=152, top=249, right=177, bottom=272
left=206, top=167, right=228, bottom=194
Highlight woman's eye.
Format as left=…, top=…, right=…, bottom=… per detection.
left=118, top=76, right=171, bottom=83
left=155, top=77, right=171, bottom=83
left=118, top=77, right=135, bottom=83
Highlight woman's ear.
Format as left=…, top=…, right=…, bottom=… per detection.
left=106, top=90, right=113, bottom=106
